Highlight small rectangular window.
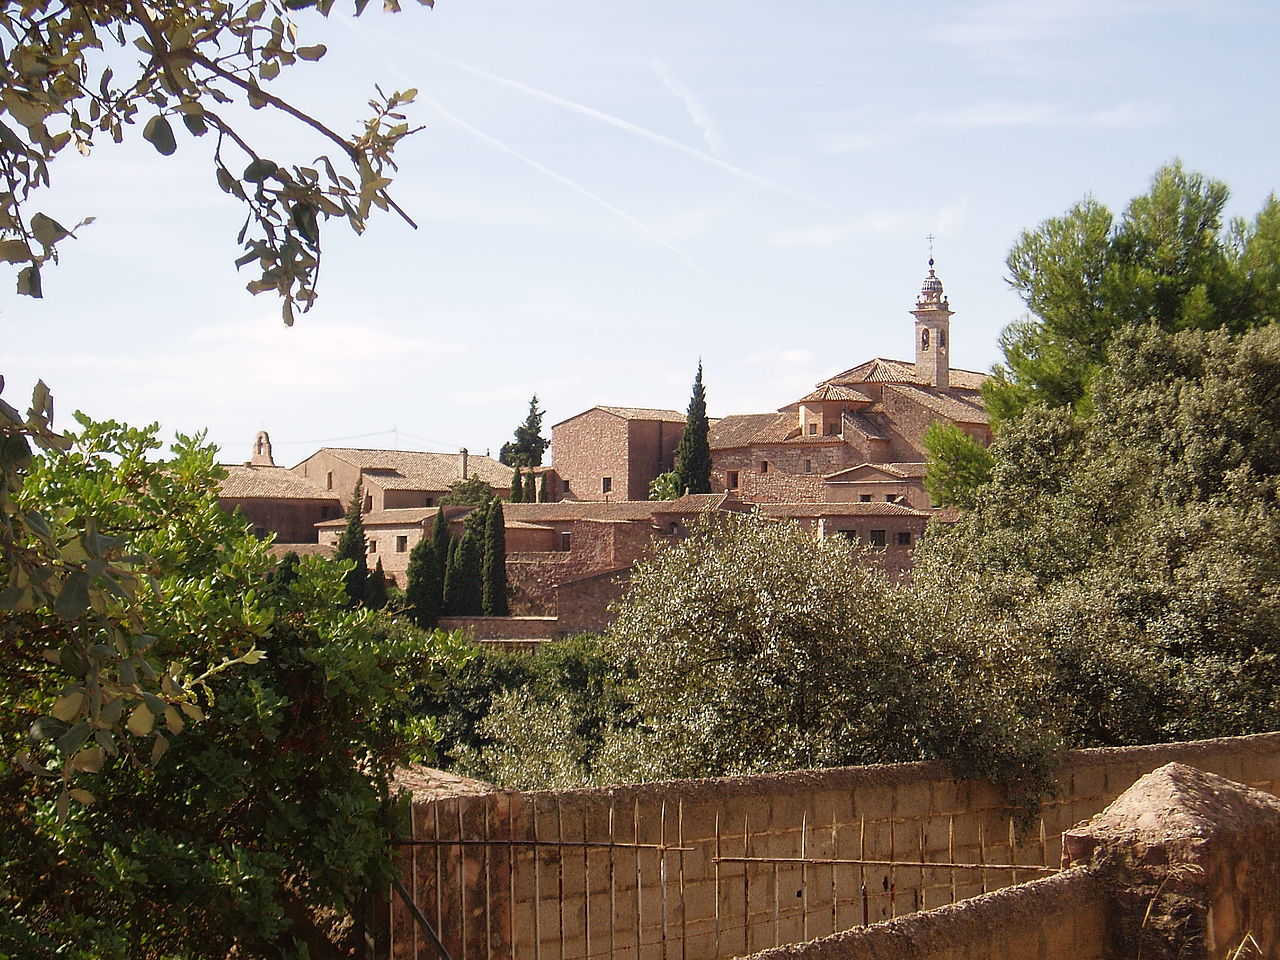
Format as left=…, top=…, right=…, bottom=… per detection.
left=859, top=494, right=872, bottom=502
left=839, top=530, right=858, bottom=542
left=396, top=535, right=408, bottom=553
left=326, top=471, right=333, bottom=490
left=759, top=461, right=769, bottom=474
left=804, top=460, right=812, bottom=474
left=808, top=422, right=817, bottom=435
left=825, top=422, right=838, bottom=435
left=368, top=539, right=377, bottom=553
left=869, top=529, right=886, bottom=547
left=425, top=498, right=434, bottom=507
left=559, top=531, right=572, bottom=552
left=896, top=531, right=913, bottom=546
left=727, top=470, right=739, bottom=489
left=602, top=476, right=612, bottom=494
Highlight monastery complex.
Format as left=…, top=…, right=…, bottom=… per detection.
left=218, top=260, right=990, bottom=632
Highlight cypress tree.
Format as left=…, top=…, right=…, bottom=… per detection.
left=674, top=361, right=712, bottom=495
left=538, top=471, right=549, bottom=503
left=510, top=466, right=524, bottom=502
left=523, top=470, right=536, bottom=502
left=367, top=558, right=389, bottom=610
left=334, top=480, right=369, bottom=606
left=405, top=530, right=443, bottom=627
left=442, top=535, right=462, bottom=615
left=482, top=501, right=509, bottom=616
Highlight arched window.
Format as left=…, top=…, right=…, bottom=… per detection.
left=921, top=328, right=930, bottom=350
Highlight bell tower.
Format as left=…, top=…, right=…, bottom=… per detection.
left=249, top=430, right=275, bottom=466
left=911, top=256, right=952, bottom=389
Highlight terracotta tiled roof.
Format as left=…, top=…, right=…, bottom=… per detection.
left=553, top=406, right=686, bottom=428
left=219, top=465, right=340, bottom=501
left=749, top=416, right=803, bottom=444
left=267, top=542, right=335, bottom=557
left=883, top=385, right=990, bottom=424
left=792, top=383, right=876, bottom=404
left=653, top=493, right=753, bottom=515
left=823, top=462, right=928, bottom=482
left=758, top=502, right=930, bottom=519
left=317, top=507, right=436, bottom=528
left=842, top=412, right=889, bottom=441
left=708, top=413, right=789, bottom=449
left=824, top=357, right=988, bottom=391
left=320, top=448, right=514, bottom=491
left=504, top=501, right=665, bottom=522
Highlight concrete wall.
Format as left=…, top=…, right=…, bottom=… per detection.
left=386, top=732, right=1280, bottom=960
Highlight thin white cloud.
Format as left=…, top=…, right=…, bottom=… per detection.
left=940, top=101, right=1168, bottom=130
left=769, top=212, right=907, bottom=249
left=434, top=55, right=810, bottom=205
left=419, top=92, right=703, bottom=272
left=650, top=58, right=727, bottom=157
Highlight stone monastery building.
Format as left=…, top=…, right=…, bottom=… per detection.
left=218, top=260, right=989, bottom=631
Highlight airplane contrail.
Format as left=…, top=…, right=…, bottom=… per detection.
left=420, top=92, right=704, bottom=272
left=434, top=55, right=813, bottom=206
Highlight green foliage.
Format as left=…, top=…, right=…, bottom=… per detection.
left=417, top=635, right=629, bottom=790
left=1, top=386, right=264, bottom=812
left=367, top=558, right=389, bottom=610
left=498, top=395, right=549, bottom=467
left=509, top=466, right=524, bottom=502
left=0, top=400, right=467, bottom=957
left=987, top=161, right=1280, bottom=425
left=922, top=422, right=994, bottom=509
left=648, top=471, right=681, bottom=501
left=334, top=482, right=368, bottom=606
left=442, top=536, right=462, bottom=616
left=919, top=323, right=1280, bottom=746
left=444, top=517, right=1060, bottom=806
left=0, top=0, right=431, bottom=323
left=523, top=470, right=536, bottom=502
left=482, top=502, right=508, bottom=617
left=673, top=363, right=711, bottom=495
left=440, top=476, right=496, bottom=506
left=538, top=471, right=549, bottom=503
left=404, top=522, right=443, bottom=628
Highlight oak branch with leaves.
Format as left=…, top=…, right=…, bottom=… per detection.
left=0, top=0, right=430, bottom=323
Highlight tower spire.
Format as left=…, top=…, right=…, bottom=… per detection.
left=910, top=253, right=953, bottom=389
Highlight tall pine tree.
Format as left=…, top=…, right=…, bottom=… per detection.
left=510, top=466, right=524, bottom=502
left=523, top=470, right=536, bottom=502
left=334, top=480, right=369, bottom=606
left=499, top=394, right=549, bottom=466
left=482, top=501, right=509, bottom=616
left=367, top=558, right=389, bottom=610
left=674, top=361, right=712, bottom=495
left=405, top=527, right=443, bottom=627
left=538, top=471, right=549, bottom=504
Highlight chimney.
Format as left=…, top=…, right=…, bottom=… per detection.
left=460, top=447, right=469, bottom=479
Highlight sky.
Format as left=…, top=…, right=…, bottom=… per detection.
left=4, top=0, right=1280, bottom=466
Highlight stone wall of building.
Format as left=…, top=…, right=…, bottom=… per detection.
left=386, top=732, right=1280, bottom=960
left=436, top=616, right=560, bottom=641
left=626, top=419, right=683, bottom=500
left=220, top=496, right=341, bottom=544
left=291, top=449, right=363, bottom=502
left=551, top=410, right=631, bottom=502
left=555, top=569, right=630, bottom=634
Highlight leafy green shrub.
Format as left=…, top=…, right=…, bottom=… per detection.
left=1, top=409, right=466, bottom=959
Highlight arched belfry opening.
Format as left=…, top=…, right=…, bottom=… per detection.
left=250, top=430, right=275, bottom=466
